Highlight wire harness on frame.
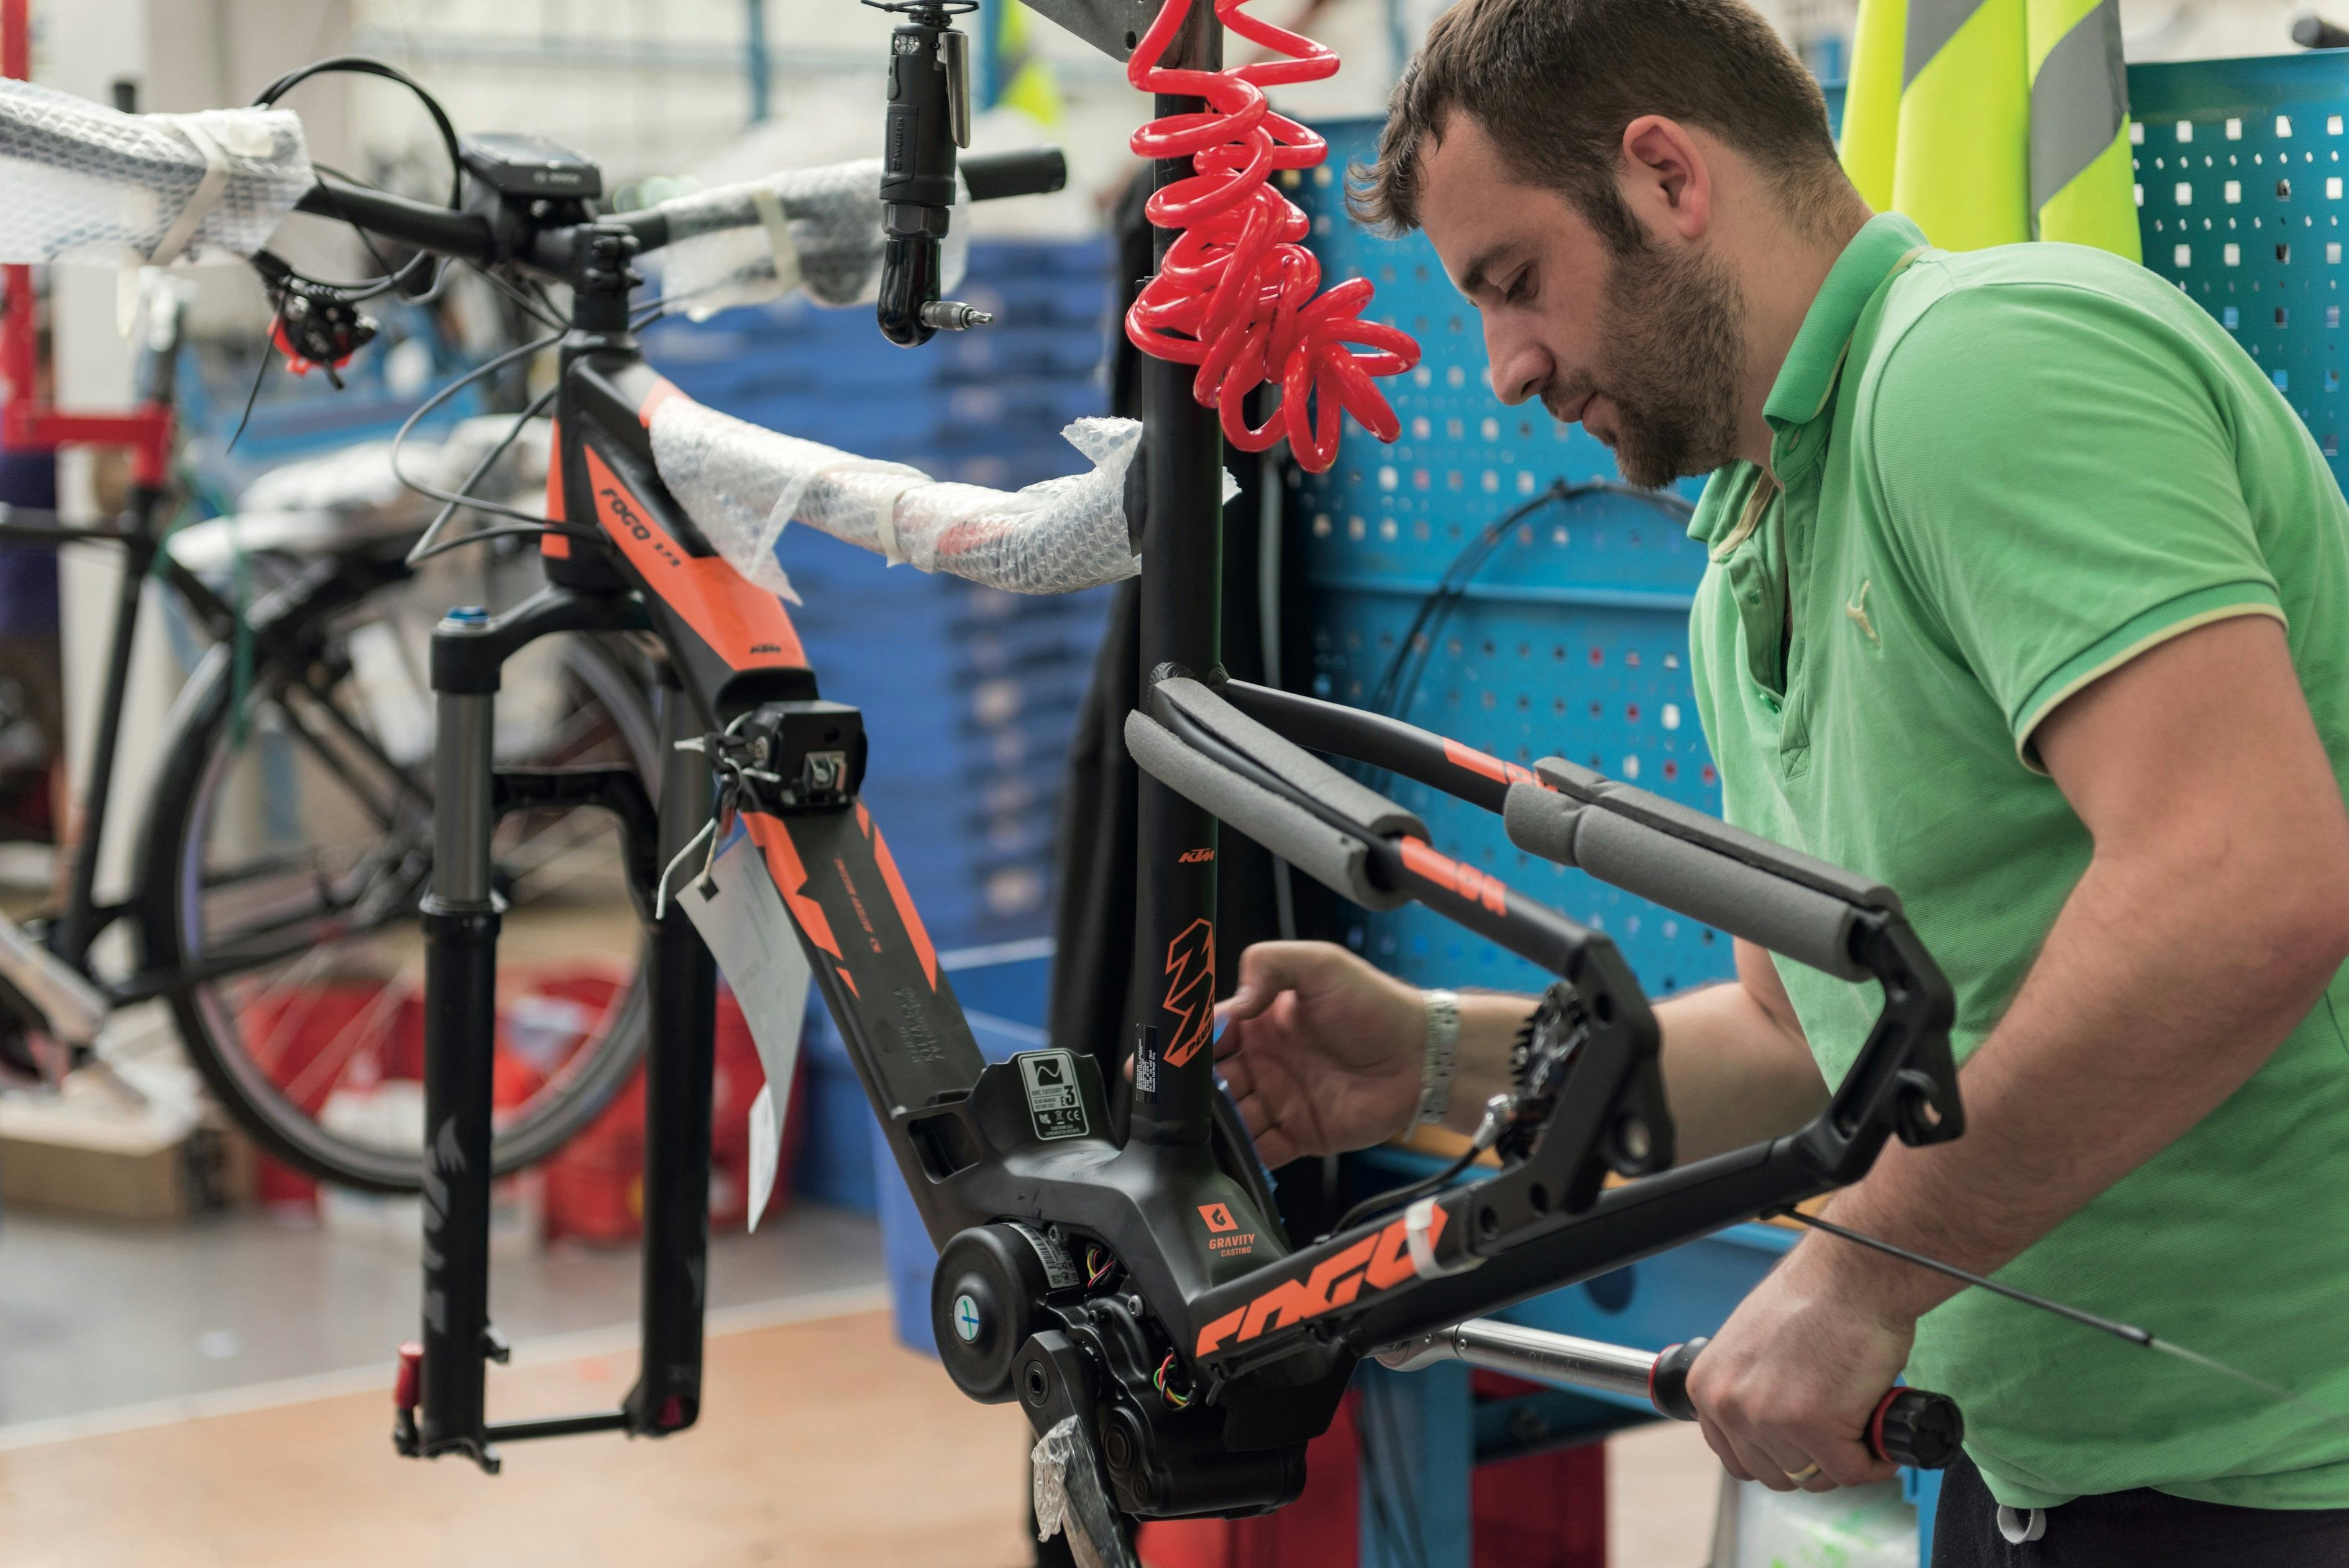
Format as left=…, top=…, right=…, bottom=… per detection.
left=1124, top=0, right=1419, bottom=474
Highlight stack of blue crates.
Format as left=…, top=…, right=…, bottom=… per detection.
left=639, top=237, right=1114, bottom=490
left=639, top=237, right=1119, bottom=1213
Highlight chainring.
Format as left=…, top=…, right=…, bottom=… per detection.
left=1499, top=980, right=1592, bottom=1162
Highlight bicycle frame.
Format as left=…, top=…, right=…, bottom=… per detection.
left=0, top=309, right=403, bottom=1014
left=293, top=5, right=1969, bottom=1521
left=0, top=292, right=196, bottom=1037
left=391, top=139, right=1961, bottom=1566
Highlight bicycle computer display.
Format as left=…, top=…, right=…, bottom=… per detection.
left=459, top=133, right=602, bottom=199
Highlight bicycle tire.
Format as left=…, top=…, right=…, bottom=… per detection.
left=134, top=574, right=662, bottom=1193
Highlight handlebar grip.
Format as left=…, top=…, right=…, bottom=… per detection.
left=960, top=148, right=1068, bottom=201
left=1124, top=710, right=1407, bottom=911
left=1649, top=1339, right=1965, bottom=1469
left=1504, top=784, right=1869, bottom=979
left=1869, top=1388, right=1966, bottom=1470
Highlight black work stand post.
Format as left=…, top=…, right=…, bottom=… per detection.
left=1127, top=1, right=1227, bottom=1153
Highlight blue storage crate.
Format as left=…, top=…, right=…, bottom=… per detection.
left=936, top=324, right=1109, bottom=381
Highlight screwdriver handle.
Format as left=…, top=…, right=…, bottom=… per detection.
left=1650, top=1337, right=1965, bottom=1469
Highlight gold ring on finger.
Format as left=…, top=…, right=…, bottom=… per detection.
left=1783, top=1462, right=1822, bottom=1484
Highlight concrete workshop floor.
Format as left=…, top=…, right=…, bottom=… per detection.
left=0, top=1205, right=1724, bottom=1565
left=0, top=1201, right=885, bottom=1436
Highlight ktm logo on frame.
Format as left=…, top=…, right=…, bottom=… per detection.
left=1161, top=918, right=1216, bottom=1066
left=1178, top=848, right=1215, bottom=864
left=1193, top=1203, right=1449, bottom=1359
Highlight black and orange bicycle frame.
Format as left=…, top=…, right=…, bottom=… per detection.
left=338, top=1, right=1967, bottom=1520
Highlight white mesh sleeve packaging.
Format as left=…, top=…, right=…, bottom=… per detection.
left=0, top=80, right=311, bottom=264
left=652, top=157, right=968, bottom=321
left=649, top=397, right=1140, bottom=598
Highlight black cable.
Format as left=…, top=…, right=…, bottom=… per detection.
left=298, top=174, right=448, bottom=304
left=407, top=521, right=602, bottom=565
left=1775, top=1209, right=2151, bottom=1345
left=466, top=260, right=568, bottom=331
left=1367, top=479, right=1697, bottom=723
left=1325, top=1147, right=1480, bottom=1239
left=387, top=327, right=564, bottom=526
left=1775, top=1208, right=2349, bottom=1436
left=225, top=316, right=278, bottom=452
left=249, top=57, right=462, bottom=305
left=405, top=381, right=561, bottom=566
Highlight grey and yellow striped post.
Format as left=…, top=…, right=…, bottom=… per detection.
left=1841, top=0, right=2140, bottom=261
left=2028, top=0, right=2140, bottom=257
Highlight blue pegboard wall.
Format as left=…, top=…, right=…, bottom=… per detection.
left=1289, top=122, right=1723, bottom=999
left=1293, top=52, right=2349, bottom=999
left=2128, top=53, right=2349, bottom=480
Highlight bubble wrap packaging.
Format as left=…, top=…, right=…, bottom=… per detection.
left=0, top=79, right=311, bottom=264
left=649, top=396, right=1140, bottom=598
left=1031, top=1417, right=1141, bottom=1568
left=652, top=157, right=968, bottom=321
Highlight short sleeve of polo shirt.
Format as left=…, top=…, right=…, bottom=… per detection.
left=1866, top=279, right=2284, bottom=769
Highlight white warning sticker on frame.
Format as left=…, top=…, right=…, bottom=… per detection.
left=1018, top=1050, right=1089, bottom=1140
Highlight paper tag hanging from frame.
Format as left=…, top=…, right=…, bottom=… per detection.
left=677, top=830, right=813, bottom=1232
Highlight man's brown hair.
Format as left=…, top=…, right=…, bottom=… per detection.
left=1352, top=0, right=1849, bottom=249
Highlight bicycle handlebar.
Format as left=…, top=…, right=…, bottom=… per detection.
left=293, top=181, right=491, bottom=263
left=291, top=147, right=1069, bottom=276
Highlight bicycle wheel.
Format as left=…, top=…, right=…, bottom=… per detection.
left=136, top=559, right=663, bottom=1192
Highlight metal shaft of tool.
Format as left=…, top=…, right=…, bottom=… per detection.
left=1376, top=1320, right=1658, bottom=1404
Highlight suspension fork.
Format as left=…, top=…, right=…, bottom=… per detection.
left=416, top=604, right=504, bottom=1465
left=410, top=585, right=707, bottom=1472
left=623, top=665, right=718, bottom=1434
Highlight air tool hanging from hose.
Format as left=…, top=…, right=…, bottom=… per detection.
left=867, top=0, right=994, bottom=346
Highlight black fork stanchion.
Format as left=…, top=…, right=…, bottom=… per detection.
left=625, top=670, right=719, bottom=1435
left=416, top=605, right=503, bottom=1467
left=1128, top=0, right=1227, bottom=1156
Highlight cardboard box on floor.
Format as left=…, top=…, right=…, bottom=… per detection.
left=0, top=1074, right=254, bottom=1222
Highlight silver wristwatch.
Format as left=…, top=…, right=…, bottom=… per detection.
left=1414, top=989, right=1461, bottom=1126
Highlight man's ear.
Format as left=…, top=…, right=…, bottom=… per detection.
left=1619, top=115, right=1713, bottom=242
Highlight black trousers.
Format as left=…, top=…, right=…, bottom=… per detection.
left=1931, top=1453, right=2349, bottom=1566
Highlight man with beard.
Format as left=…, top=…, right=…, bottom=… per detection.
left=1209, top=1, right=2349, bottom=1562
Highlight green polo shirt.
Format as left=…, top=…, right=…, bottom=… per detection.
left=1686, top=213, right=2349, bottom=1510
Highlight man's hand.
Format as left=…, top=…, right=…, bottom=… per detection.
left=1684, top=1241, right=1913, bottom=1493
left=1212, top=942, right=1425, bottom=1167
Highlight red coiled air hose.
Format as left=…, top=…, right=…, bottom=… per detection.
left=1125, top=0, right=1421, bottom=474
